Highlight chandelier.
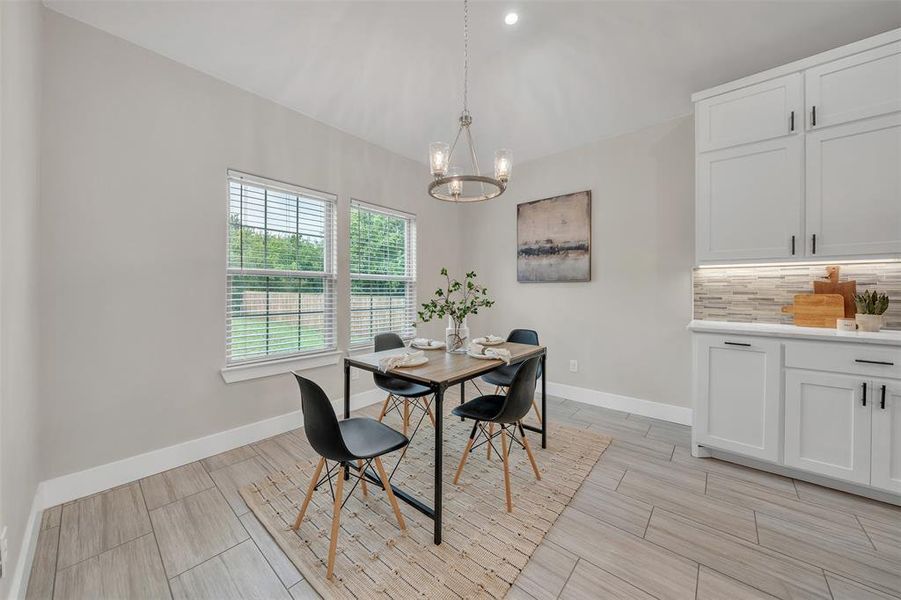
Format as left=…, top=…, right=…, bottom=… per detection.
left=428, top=0, right=512, bottom=202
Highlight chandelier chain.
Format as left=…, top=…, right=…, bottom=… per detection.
left=463, top=0, right=469, bottom=115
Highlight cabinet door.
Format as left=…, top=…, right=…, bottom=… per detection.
left=871, top=379, right=901, bottom=494
left=784, top=370, right=871, bottom=484
left=695, top=336, right=782, bottom=461
left=806, top=40, right=901, bottom=129
left=697, top=136, right=803, bottom=262
left=697, top=73, right=802, bottom=152
left=806, top=114, right=901, bottom=257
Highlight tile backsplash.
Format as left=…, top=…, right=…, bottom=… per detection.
left=693, top=262, right=901, bottom=330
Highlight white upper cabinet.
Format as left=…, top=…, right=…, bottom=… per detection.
left=871, top=379, right=901, bottom=494
left=806, top=114, right=901, bottom=257
left=697, top=74, right=802, bottom=152
left=805, top=41, right=901, bottom=130
left=697, top=136, right=802, bottom=262
left=693, top=29, right=901, bottom=264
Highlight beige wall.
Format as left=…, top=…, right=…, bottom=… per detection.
left=1, top=2, right=43, bottom=597
left=462, top=116, right=695, bottom=409
left=38, top=11, right=462, bottom=479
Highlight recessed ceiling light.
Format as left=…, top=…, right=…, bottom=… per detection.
left=504, top=12, right=519, bottom=25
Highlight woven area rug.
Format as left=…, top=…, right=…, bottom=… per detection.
left=240, top=412, right=610, bottom=600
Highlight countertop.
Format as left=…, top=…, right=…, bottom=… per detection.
left=688, top=320, right=901, bottom=347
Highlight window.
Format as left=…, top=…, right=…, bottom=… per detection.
left=226, top=171, right=336, bottom=364
left=349, top=201, right=417, bottom=347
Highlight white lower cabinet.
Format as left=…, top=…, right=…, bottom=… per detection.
left=695, top=335, right=781, bottom=461
left=784, top=370, right=871, bottom=484
left=871, top=379, right=901, bottom=493
left=692, top=325, right=901, bottom=501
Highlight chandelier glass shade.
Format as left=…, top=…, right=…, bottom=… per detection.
left=428, top=0, right=512, bottom=203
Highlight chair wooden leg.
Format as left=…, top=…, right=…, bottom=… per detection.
left=402, top=399, right=409, bottom=436
left=292, top=457, right=325, bottom=531
left=519, top=422, right=541, bottom=481
left=424, top=398, right=436, bottom=427
left=357, top=460, right=368, bottom=497
left=500, top=426, right=513, bottom=512
left=531, top=399, right=543, bottom=425
left=374, top=457, right=406, bottom=530
left=487, top=423, right=494, bottom=460
left=326, top=465, right=345, bottom=580
left=377, top=394, right=392, bottom=422
left=454, top=425, right=478, bottom=485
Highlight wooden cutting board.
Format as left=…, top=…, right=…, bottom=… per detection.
left=813, top=266, right=857, bottom=318
left=782, top=294, right=845, bottom=328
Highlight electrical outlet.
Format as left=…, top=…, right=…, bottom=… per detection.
left=569, top=360, right=578, bottom=373
left=0, top=525, right=8, bottom=579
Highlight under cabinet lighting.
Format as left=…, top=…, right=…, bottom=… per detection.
left=696, top=258, right=901, bottom=269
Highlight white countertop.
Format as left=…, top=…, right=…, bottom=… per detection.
left=688, top=320, right=901, bottom=347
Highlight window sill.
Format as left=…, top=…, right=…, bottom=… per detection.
left=221, top=350, right=343, bottom=384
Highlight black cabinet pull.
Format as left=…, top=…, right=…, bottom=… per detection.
left=812, top=105, right=817, bottom=127
left=724, top=341, right=751, bottom=347
left=812, top=233, right=817, bottom=255
left=790, top=111, right=795, bottom=132
left=862, top=382, right=867, bottom=406
left=791, top=235, right=796, bottom=255
left=881, top=385, right=887, bottom=410
left=855, top=359, right=895, bottom=366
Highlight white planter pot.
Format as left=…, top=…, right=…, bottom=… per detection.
left=855, top=314, right=884, bottom=332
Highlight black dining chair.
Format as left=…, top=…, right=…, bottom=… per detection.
left=373, top=332, right=436, bottom=436
left=290, top=373, right=408, bottom=580
left=480, top=329, right=543, bottom=456
left=452, top=356, right=542, bottom=512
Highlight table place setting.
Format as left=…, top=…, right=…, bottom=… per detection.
left=410, top=337, right=446, bottom=350
left=467, top=338, right=512, bottom=363
left=377, top=349, right=428, bottom=371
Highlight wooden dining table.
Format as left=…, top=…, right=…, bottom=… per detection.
left=343, top=341, right=547, bottom=545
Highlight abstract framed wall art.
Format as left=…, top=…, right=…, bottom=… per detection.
left=516, top=191, right=591, bottom=282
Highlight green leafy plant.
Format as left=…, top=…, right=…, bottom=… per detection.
left=854, top=290, right=890, bottom=315
left=418, top=268, right=495, bottom=349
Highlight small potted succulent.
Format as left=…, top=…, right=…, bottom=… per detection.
left=418, top=268, right=495, bottom=352
left=855, top=290, right=890, bottom=332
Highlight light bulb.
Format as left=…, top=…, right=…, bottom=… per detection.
left=429, top=142, right=449, bottom=177
left=494, top=149, right=513, bottom=183
left=504, top=12, right=518, bottom=25
left=447, top=168, right=462, bottom=197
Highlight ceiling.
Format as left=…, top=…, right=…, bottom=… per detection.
left=45, top=0, right=901, bottom=166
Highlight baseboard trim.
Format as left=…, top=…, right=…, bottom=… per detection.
left=546, top=381, right=693, bottom=426
left=39, top=388, right=385, bottom=509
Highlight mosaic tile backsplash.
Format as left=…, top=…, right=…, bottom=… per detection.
left=693, top=262, right=901, bottom=330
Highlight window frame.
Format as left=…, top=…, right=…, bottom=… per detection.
left=223, top=170, right=338, bottom=370
left=348, top=199, right=418, bottom=349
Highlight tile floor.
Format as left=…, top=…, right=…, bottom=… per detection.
left=24, top=390, right=901, bottom=599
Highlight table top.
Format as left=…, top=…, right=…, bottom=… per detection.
left=345, top=342, right=546, bottom=386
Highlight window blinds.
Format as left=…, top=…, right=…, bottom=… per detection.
left=226, top=171, right=337, bottom=364
left=349, top=200, right=417, bottom=347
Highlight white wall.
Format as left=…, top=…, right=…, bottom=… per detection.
left=462, top=116, right=695, bottom=409
left=38, top=10, right=462, bottom=480
left=0, top=2, right=43, bottom=597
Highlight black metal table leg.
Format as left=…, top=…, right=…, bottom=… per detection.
left=459, top=381, right=465, bottom=421
left=344, top=360, right=351, bottom=479
left=434, top=384, right=444, bottom=544
left=541, top=352, right=547, bottom=449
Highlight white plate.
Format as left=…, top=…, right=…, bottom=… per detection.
left=467, top=351, right=501, bottom=360
left=475, top=337, right=505, bottom=346
left=411, top=341, right=445, bottom=350
left=395, top=355, right=429, bottom=367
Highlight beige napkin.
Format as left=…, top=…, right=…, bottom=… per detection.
left=469, top=342, right=512, bottom=364
left=378, top=350, right=425, bottom=372
left=473, top=335, right=504, bottom=345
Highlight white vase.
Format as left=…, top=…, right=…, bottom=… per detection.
left=445, top=317, right=469, bottom=352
